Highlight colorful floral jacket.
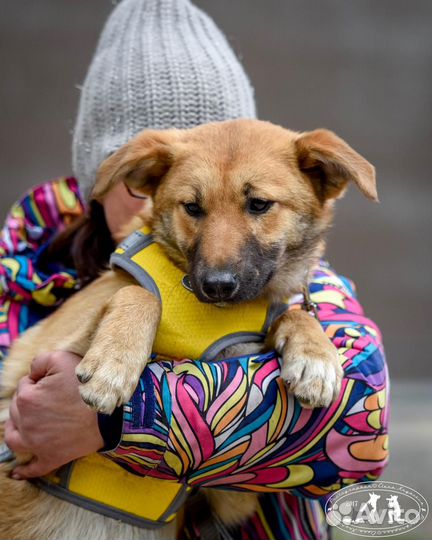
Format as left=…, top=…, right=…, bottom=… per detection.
left=0, top=178, right=389, bottom=540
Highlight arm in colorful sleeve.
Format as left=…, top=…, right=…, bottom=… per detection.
left=105, top=262, right=389, bottom=496
left=0, top=177, right=83, bottom=358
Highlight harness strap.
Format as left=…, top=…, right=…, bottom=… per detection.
left=32, top=453, right=190, bottom=529
left=110, top=228, right=161, bottom=301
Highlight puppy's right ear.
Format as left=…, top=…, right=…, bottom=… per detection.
left=92, top=130, right=178, bottom=200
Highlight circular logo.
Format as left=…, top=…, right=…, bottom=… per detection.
left=325, top=481, right=429, bottom=537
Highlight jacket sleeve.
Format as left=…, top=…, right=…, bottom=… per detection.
left=0, top=177, right=83, bottom=360
left=106, top=262, right=389, bottom=496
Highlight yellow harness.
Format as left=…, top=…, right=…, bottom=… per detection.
left=34, top=454, right=187, bottom=529
left=35, top=227, right=286, bottom=528
left=110, top=226, right=282, bottom=360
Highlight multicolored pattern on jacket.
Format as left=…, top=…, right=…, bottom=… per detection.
left=0, top=178, right=83, bottom=352
left=0, top=178, right=389, bottom=540
left=112, top=269, right=388, bottom=493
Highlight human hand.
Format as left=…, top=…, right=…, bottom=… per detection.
left=4, top=351, right=104, bottom=479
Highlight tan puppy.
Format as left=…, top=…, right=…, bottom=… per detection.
left=0, top=119, right=377, bottom=538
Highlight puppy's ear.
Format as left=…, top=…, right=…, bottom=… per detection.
left=92, top=130, right=178, bottom=200
left=295, top=129, right=378, bottom=202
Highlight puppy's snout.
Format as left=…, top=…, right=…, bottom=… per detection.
left=201, top=270, right=239, bottom=302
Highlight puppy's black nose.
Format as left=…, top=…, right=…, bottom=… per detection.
left=201, top=271, right=239, bottom=301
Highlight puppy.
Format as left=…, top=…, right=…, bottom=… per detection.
left=0, top=119, right=377, bottom=539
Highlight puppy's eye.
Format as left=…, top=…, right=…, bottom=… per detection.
left=183, top=202, right=204, bottom=218
left=247, top=198, right=274, bottom=215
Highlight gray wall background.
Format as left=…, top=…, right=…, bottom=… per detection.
left=1, top=0, right=431, bottom=381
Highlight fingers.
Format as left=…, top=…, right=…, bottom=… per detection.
left=29, top=352, right=54, bottom=382
left=16, top=375, right=35, bottom=396
left=4, top=419, right=27, bottom=454
left=30, top=351, right=83, bottom=382
left=8, top=393, right=19, bottom=426
left=5, top=383, right=34, bottom=455
left=13, top=456, right=54, bottom=479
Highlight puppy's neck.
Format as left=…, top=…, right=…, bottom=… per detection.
left=263, top=239, right=325, bottom=303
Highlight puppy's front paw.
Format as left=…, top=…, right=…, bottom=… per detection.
left=76, top=354, right=137, bottom=415
left=276, top=336, right=342, bottom=409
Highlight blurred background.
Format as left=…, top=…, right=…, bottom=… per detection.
left=1, top=1, right=431, bottom=537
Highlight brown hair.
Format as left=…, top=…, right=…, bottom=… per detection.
left=42, top=200, right=115, bottom=286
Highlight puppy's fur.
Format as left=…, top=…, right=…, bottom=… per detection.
left=0, top=120, right=376, bottom=539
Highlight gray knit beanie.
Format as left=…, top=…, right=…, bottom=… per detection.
left=72, top=0, right=256, bottom=197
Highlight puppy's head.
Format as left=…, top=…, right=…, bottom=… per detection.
left=94, top=120, right=376, bottom=302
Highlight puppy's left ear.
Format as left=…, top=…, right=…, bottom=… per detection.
left=295, top=129, right=378, bottom=201
left=92, top=130, right=178, bottom=200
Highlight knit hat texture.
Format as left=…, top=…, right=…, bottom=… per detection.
left=72, top=0, right=256, bottom=197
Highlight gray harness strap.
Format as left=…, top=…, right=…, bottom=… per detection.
left=110, top=230, right=161, bottom=302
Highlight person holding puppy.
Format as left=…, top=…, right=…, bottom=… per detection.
left=0, top=1, right=389, bottom=539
